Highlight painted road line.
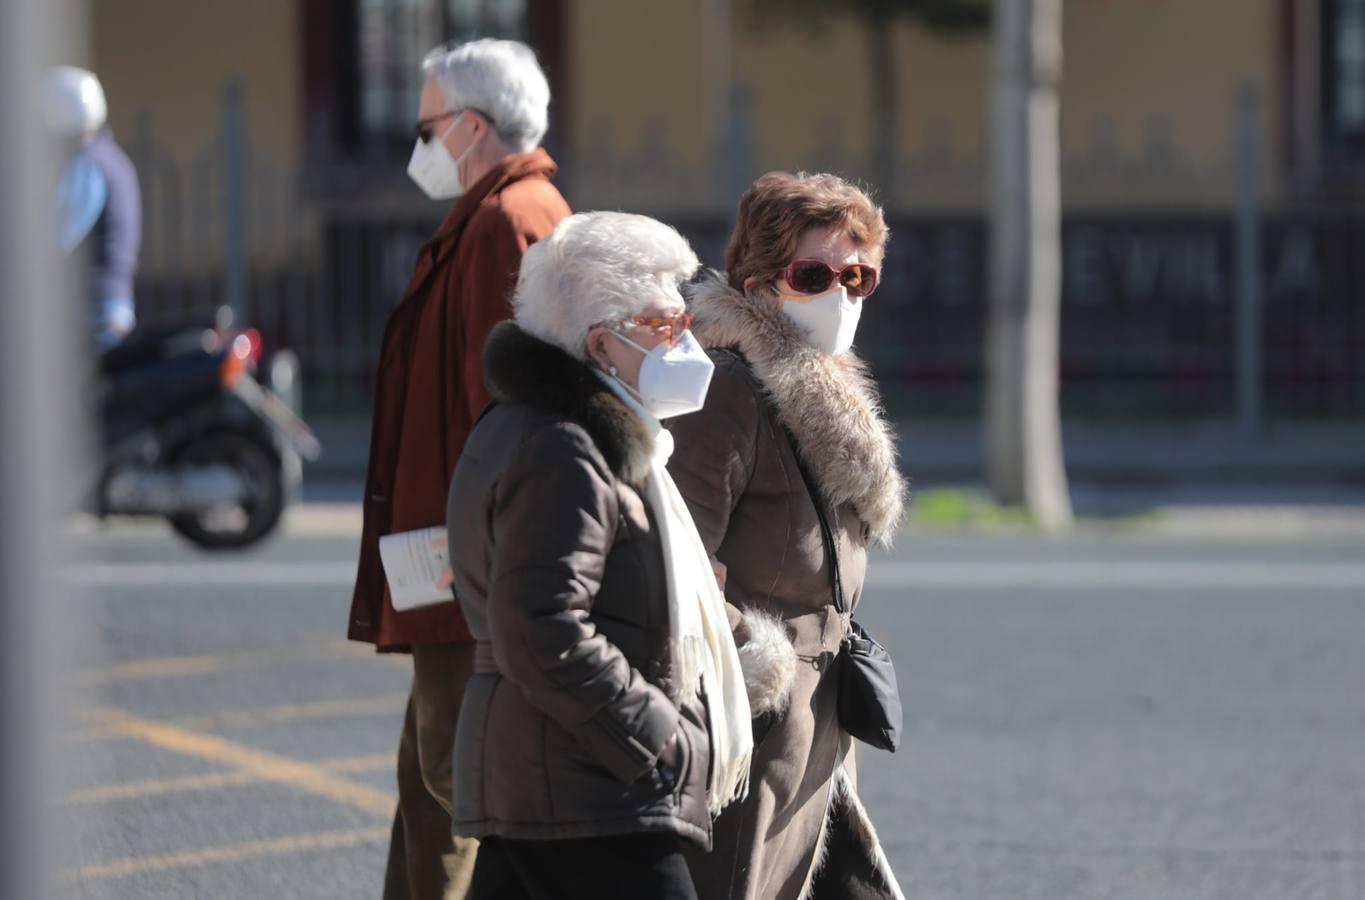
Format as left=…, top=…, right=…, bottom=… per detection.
left=62, top=562, right=355, bottom=588
left=864, top=561, right=1365, bottom=590
left=66, top=503, right=364, bottom=539
left=65, top=560, right=1365, bottom=591
left=61, top=769, right=264, bottom=805
left=173, top=693, right=407, bottom=731
left=61, top=826, right=388, bottom=882
left=60, top=753, right=393, bottom=805
left=77, top=639, right=397, bottom=685
left=68, top=693, right=407, bottom=743
left=79, top=706, right=396, bottom=817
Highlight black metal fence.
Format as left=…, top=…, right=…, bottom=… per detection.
left=133, top=211, right=1365, bottom=421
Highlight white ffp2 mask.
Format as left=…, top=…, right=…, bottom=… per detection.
left=611, top=329, right=715, bottom=420
left=781, top=286, right=862, bottom=355
left=406, top=113, right=479, bottom=200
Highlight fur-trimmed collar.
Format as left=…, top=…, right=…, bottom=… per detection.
left=687, top=273, right=907, bottom=543
left=483, top=321, right=653, bottom=485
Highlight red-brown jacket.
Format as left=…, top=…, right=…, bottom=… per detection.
left=348, top=149, right=570, bottom=651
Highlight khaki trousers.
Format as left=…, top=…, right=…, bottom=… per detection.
left=382, top=643, right=480, bottom=900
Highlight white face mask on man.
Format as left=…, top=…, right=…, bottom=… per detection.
left=609, top=329, right=715, bottom=420
left=781, top=285, right=862, bottom=356
left=406, top=112, right=481, bottom=200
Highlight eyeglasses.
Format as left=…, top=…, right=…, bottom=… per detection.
left=415, top=112, right=456, bottom=144
left=779, top=259, right=880, bottom=298
left=624, top=311, right=694, bottom=345
left=415, top=108, right=497, bottom=144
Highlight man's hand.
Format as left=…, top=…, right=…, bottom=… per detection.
left=431, top=531, right=454, bottom=591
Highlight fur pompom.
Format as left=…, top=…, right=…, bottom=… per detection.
left=737, top=608, right=798, bottom=717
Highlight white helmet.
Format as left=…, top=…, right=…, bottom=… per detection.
left=45, top=66, right=108, bottom=138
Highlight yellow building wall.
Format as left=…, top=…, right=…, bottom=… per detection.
left=89, top=0, right=306, bottom=271
left=565, top=0, right=721, bottom=213
left=85, top=0, right=1287, bottom=272
left=1060, top=0, right=1280, bottom=210
left=570, top=0, right=1282, bottom=214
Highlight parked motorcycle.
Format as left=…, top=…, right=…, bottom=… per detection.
left=94, top=315, right=320, bottom=549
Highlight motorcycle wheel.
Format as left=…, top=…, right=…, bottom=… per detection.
left=166, top=431, right=286, bottom=550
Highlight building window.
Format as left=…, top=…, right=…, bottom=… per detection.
left=1323, top=0, right=1365, bottom=167
left=348, top=0, right=528, bottom=159
left=303, top=0, right=565, bottom=175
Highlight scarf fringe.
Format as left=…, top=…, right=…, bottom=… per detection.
left=668, top=635, right=705, bottom=705
left=709, top=749, right=751, bottom=818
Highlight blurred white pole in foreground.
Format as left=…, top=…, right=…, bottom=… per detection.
left=0, top=0, right=82, bottom=895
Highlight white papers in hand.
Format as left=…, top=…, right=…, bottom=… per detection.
left=379, top=526, right=453, bottom=611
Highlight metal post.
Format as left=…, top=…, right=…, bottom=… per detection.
left=1, top=0, right=82, bottom=896
left=704, top=0, right=734, bottom=214
left=223, top=78, right=248, bottom=327
left=725, top=82, right=755, bottom=235
left=1234, top=83, right=1264, bottom=435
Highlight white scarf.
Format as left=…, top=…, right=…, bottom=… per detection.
left=596, top=372, right=753, bottom=815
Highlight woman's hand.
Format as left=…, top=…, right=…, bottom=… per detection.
left=655, top=731, right=682, bottom=789
left=710, top=556, right=727, bottom=592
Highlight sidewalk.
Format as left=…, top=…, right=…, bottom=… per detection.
left=307, top=417, right=1365, bottom=484
left=302, top=417, right=1365, bottom=540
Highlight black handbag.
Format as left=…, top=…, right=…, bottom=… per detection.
left=784, top=428, right=903, bottom=753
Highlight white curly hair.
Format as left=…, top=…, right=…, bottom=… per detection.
left=514, top=212, right=700, bottom=359
left=422, top=39, right=549, bottom=152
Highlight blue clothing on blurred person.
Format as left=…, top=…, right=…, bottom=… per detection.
left=58, top=129, right=141, bottom=348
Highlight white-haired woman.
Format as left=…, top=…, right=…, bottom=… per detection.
left=445, top=212, right=755, bottom=900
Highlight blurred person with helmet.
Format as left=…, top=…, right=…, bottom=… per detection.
left=46, top=66, right=141, bottom=349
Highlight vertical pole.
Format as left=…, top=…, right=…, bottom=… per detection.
left=0, top=0, right=81, bottom=896
left=1235, top=82, right=1264, bottom=436
left=223, top=78, right=248, bottom=327
left=704, top=0, right=734, bottom=215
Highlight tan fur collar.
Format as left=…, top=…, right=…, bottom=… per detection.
left=687, top=274, right=906, bottom=543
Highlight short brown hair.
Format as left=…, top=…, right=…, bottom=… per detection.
left=724, top=171, right=888, bottom=293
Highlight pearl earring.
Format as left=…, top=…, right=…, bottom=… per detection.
left=608, top=365, right=619, bottom=376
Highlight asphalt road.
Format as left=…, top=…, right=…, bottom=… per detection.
left=56, top=515, right=1365, bottom=899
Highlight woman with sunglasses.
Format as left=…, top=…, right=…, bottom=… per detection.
left=668, top=172, right=908, bottom=900
left=446, top=212, right=756, bottom=900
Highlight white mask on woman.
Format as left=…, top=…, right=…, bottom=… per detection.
left=610, top=329, right=715, bottom=420
left=781, top=285, right=862, bottom=356
left=406, top=113, right=480, bottom=200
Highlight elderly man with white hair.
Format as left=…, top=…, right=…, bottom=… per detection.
left=347, top=39, right=570, bottom=900
left=443, top=212, right=762, bottom=899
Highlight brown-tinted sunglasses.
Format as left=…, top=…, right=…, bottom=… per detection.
left=779, top=258, right=880, bottom=298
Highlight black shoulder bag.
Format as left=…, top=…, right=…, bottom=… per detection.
left=784, top=429, right=903, bottom=753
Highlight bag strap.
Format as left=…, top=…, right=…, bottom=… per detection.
left=781, top=427, right=846, bottom=615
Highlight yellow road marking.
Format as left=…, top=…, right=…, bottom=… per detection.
left=78, top=640, right=403, bottom=685
left=80, top=707, right=395, bottom=818
left=59, top=752, right=393, bottom=805
left=62, top=769, right=263, bottom=804
left=66, top=692, right=407, bottom=743
left=175, top=693, right=407, bottom=731
left=61, top=826, right=389, bottom=882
